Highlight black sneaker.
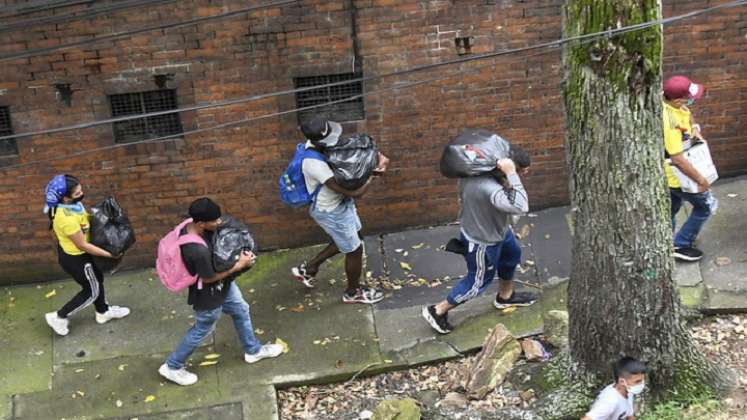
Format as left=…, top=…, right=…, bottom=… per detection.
left=422, top=305, right=452, bottom=334
left=291, top=262, right=315, bottom=288
left=673, top=246, right=703, bottom=262
left=494, top=291, right=538, bottom=310
left=342, top=287, right=384, bottom=304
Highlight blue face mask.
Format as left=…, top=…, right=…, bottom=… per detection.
left=687, top=98, right=695, bottom=106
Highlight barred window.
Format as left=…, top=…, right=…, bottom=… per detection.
left=0, top=106, right=18, bottom=156
left=294, top=73, right=364, bottom=124
left=109, top=89, right=182, bottom=144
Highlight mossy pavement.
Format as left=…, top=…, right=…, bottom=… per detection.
left=2, top=176, right=745, bottom=419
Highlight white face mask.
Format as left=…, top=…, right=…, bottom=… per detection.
left=625, top=380, right=645, bottom=395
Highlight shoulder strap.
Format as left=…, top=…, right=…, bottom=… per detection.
left=173, top=219, right=207, bottom=247
left=298, top=143, right=326, bottom=162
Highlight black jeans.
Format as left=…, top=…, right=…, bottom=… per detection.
left=57, top=249, right=108, bottom=318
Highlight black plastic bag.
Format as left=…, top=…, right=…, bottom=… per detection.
left=440, top=128, right=511, bottom=178
left=89, top=196, right=136, bottom=272
left=324, top=133, right=379, bottom=190
left=212, top=215, right=256, bottom=273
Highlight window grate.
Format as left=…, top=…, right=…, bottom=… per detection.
left=109, top=89, right=182, bottom=144
left=294, top=73, right=364, bottom=124
left=0, top=106, right=18, bottom=156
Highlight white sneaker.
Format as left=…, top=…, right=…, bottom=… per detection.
left=158, top=363, right=198, bottom=386
left=244, top=343, right=283, bottom=364
left=95, top=306, right=131, bottom=324
left=45, top=312, right=69, bottom=336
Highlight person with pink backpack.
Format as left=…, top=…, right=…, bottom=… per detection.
left=157, top=198, right=283, bottom=386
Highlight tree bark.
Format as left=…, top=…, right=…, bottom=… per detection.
left=561, top=0, right=730, bottom=399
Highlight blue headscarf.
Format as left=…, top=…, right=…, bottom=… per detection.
left=43, top=174, right=84, bottom=214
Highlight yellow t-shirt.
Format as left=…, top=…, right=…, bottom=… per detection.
left=662, top=102, right=693, bottom=189
left=53, top=207, right=90, bottom=256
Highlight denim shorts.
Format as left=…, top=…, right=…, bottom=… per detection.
left=310, top=199, right=362, bottom=254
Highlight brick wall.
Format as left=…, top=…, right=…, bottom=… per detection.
left=0, top=0, right=744, bottom=284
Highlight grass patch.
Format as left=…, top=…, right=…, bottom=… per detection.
left=640, top=399, right=724, bottom=420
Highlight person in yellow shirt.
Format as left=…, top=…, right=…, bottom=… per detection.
left=43, top=174, right=130, bottom=336
left=662, top=76, right=714, bottom=262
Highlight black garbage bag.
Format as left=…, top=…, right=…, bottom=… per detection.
left=440, top=128, right=512, bottom=178
left=324, top=133, right=379, bottom=190
left=212, top=215, right=256, bottom=273
left=89, top=196, right=136, bottom=272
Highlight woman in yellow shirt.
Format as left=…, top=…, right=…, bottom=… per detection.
left=43, top=174, right=130, bottom=336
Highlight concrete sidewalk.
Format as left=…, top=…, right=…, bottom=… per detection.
left=1, top=176, right=745, bottom=419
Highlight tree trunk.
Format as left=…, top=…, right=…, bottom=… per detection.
left=561, top=0, right=730, bottom=399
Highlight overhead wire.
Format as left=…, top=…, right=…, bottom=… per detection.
left=0, top=0, right=300, bottom=62
left=1, top=0, right=745, bottom=144
left=0, top=0, right=744, bottom=173
left=0, top=19, right=669, bottom=172
left=0, top=0, right=180, bottom=34
left=0, top=0, right=94, bottom=18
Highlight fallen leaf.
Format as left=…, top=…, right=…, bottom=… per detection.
left=525, top=260, right=535, bottom=266
left=403, top=251, right=409, bottom=257
left=275, top=305, right=286, bottom=312
left=727, top=193, right=738, bottom=198
left=255, top=328, right=264, bottom=335
left=412, top=243, right=425, bottom=249
left=544, top=234, right=551, bottom=239
left=395, top=248, right=404, bottom=253
left=76, top=390, right=85, bottom=397
left=290, top=304, right=305, bottom=313
left=335, top=359, right=344, bottom=369
left=400, top=262, right=412, bottom=271
left=313, top=339, right=321, bottom=345
left=517, top=224, right=531, bottom=239
left=384, top=359, right=393, bottom=364
left=117, top=364, right=128, bottom=371
left=275, top=337, right=289, bottom=353
left=199, top=360, right=218, bottom=367
left=74, top=368, right=85, bottom=373
left=502, top=307, right=517, bottom=314
left=115, top=399, right=123, bottom=408
left=204, top=353, right=221, bottom=360
left=715, top=257, right=732, bottom=266
left=45, top=289, right=57, bottom=299
left=144, top=395, right=156, bottom=403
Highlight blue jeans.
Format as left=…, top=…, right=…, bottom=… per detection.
left=166, top=282, right=263, bottom=369
left=670, top=189, right=712, bottom=248
left=447, top=229, right=522, bottom=306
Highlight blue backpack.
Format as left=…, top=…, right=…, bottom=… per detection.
left=279, top=143, right=327, bottom=207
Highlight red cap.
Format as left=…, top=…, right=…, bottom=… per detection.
left=663, top=76, right=704, bottom=100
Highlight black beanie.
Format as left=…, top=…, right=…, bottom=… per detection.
left=189, top=197, right=221, bottom=222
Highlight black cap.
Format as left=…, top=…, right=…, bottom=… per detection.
left=189, top=197, right=221, bottom=222
left=300, top=116, right=342, bottom=144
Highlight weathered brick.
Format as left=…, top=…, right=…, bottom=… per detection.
left=0, top=0, right=744, bottom=283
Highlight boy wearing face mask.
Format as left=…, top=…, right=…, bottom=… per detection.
left=662, top=75, right=715, bottom=262
left=43, top=174, right=130, bottom=336
left=290, top=117, right=389, bottom=304
left=582, top=357, right=646, bottom=420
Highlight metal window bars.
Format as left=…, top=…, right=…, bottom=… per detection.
left=0, top=106, right=18, bottom=156
left=109, top=89, right=183, bottom=143
left=294, top=73, right=364, bottom=124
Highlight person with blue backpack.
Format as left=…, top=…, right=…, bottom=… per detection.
left=280, top=117, right=389, bottom=304
left=158, top=198, right=283, bottom=386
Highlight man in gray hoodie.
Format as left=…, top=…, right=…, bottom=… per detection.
left=423, top=154, right=537, bottom=334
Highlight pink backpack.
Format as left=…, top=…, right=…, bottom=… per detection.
left=156, top=219, right=206, bottom=292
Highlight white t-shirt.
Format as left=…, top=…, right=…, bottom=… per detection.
left=585, top=385, right=634, bottom=420
left=302, top=143, right=343, bottom=212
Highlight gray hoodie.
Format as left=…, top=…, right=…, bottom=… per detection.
left=458, top=173, right=529, bottom=245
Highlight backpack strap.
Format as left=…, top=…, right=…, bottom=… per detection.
left=298, top=143, right=328, bottom=207
left=173, top=218, right=207, bottom=289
